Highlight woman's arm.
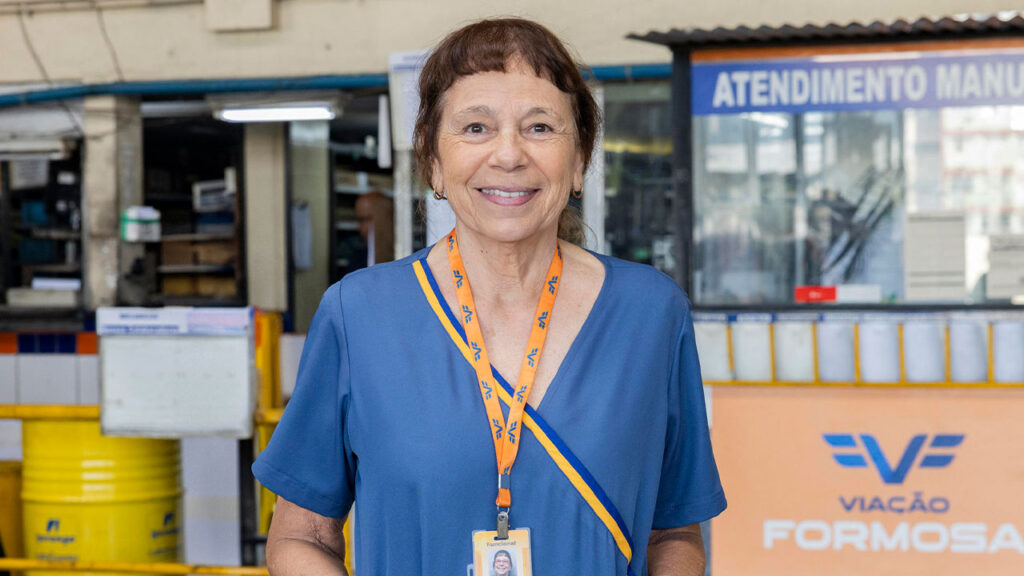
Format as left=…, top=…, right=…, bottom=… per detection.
left=647, top=524, right=705, bottom=576
left=266, top=496, right=348, bottom=576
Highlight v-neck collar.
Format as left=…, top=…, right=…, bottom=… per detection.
left=415, top=247, right=611, bottom=413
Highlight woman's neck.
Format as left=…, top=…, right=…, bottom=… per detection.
left=453, top=223, right=559, bottom=308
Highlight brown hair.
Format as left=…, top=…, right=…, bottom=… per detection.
left=414, top=17, right=600, bottom=245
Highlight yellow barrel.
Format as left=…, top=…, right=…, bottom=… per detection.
left=0, top=460, right=24, bottom=561
left=21, top=421, right=181, bottom=576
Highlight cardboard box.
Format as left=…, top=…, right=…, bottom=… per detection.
left=161, top=242, right=195, bottom=266
left=162, top=276, right=197, bottom=295
left=195, top=241, right=237, bottom=266
left=197, top=276, right=236, bottom=297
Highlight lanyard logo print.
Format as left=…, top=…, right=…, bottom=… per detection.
left=446, top=228, right=562, bottom=512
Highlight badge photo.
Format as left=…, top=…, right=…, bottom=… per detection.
left=473, top=529, right=533, bottom=576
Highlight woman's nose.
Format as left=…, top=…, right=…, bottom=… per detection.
left=490, top=130, right=527, bottom=171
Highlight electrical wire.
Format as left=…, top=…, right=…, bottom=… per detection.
left=15, top=10, right=86, bottom=137
left=93, top=2, right=126, bottom=82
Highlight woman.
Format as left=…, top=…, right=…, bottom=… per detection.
left=491, top=550, right=515, bottom=576
left=255, top=17, right=725, bottom=576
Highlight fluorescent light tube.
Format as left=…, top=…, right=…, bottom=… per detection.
left=216, top=105, right=336, bottom=123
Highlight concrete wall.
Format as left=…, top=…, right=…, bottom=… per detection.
left=288, top=121, right=330, bottom=333
left=0, top=0, right=1019, bottom=86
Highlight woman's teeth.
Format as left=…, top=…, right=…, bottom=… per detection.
left=479, top=189, right=531, bottom=198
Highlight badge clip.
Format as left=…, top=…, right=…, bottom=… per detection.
left=496, top=509, right=510, bottom=540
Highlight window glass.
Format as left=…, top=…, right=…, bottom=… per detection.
left=694, top=103, right=1024, bottom=305
left=602, top=82, right=677, bottom=275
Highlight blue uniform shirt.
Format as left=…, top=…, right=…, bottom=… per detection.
left=253, top=248, right=726, bottom=575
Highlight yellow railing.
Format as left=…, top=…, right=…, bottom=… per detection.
left=0, top=559, right=268, bottom=576
left=0, top=405, right=100, bottom=420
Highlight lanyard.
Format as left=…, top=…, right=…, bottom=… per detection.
left=446, top=228, right=562, bottom=537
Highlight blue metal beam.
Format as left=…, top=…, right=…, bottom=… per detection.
left=0, top=74, right=390, bottom=109
left=0, top=64, right=671, bottom=110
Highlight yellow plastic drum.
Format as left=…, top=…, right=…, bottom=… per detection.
left=21, top=421, right=181, bottom=576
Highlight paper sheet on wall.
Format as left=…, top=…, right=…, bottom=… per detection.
left=987, top=234, right=1024, bottom=299
left=904, top=212, right=966, bottom=301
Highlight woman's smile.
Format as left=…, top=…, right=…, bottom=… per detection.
left=477, top=186, right=539, bottom=206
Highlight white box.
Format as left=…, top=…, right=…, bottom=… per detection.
left=903, top=321, right=947, bottom=382
left=98, top=307, right=255, bottom=437
left=949, top=321, right=989, bottom=382
left=858, top=322, right=901, bottom=383
left=993, top=322, right=1024, bottom=382
left=773, top=322, right=815, bottom=382
left=818, top=322, right=856, bottom=382
left=731, top=320, right=773, bottom=382
left=693, top=322, right=732, bottom=382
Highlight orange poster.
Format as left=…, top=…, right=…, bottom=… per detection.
left=710, top=386, right=1024, bottom=575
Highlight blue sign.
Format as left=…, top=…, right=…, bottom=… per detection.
left=824, top=433, right=964, bottom=484
left=692, top=50, right=1024, bottom=115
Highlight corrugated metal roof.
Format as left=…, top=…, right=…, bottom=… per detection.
left=630, top=12, right=1024, bottom=48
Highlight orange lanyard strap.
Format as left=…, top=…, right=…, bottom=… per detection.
left=446, top=228, right=562, bottom=512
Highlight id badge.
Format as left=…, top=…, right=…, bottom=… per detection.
left=472, top=529, right=533, bottom=576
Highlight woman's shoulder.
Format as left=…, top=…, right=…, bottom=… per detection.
left=325, top=248, right=431, bottom=314
left=590, top=250, right=692, bottom=310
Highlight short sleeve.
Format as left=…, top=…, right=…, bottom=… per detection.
left=252, top=283, right=355, bottom=518
left=652, top=302, right=727, bottom=529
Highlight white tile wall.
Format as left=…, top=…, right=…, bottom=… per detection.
left=0, top=420, right=22, bottom=461
left=182, top=437, right=241, bottom=565
left=77, top=355, right=100, bottom=404
left=17, top=354, right=78, bottom=404
left=0, top=356, right=15, bottom=403
left=279, top=334, right=305, bottom=400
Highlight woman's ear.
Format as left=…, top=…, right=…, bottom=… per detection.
left=571, top=151, right=585, bottom=192
left=431, top=157, right=444, bottom=194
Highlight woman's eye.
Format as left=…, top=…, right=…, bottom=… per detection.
left=464, top=123, right=486, bottom=134
left=530, top=123, right=552, bottom=133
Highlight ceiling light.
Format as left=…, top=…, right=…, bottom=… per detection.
left=215, top=105, right=336, bottom=123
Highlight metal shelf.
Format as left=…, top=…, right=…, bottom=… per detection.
left=157, top=264, right=235, bottom=275
left=20, top=263, right=81, bottom=273
left=29, top=228, right=81, bottom=240
left=161, top=232, right=237, bottom=242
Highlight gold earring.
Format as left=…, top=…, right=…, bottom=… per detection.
left=433, top=189, right=447, bottom=200
left=571, top=188, right=582, bottom=199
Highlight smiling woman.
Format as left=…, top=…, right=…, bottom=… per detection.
left=254, top=17, right=725, bottom=576
left=414, top=18, right=600, bottom=246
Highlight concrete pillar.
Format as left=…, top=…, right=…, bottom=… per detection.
left=82, top=95, right=144, bottom=309
left=244, top=123, right=288, bottom=311
left=288, top=121, right=329, bottom=333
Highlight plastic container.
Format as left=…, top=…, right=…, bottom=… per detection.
left=22, top=420, right=181, bottom=576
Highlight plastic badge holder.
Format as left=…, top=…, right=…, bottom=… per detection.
left=857, top=321, right=901, bottom=383
left=693, top=322, right=732, bottom=382
left=816, top=322, right=856, bottom=382
left=993, top=321, right=1024, bottom=383
left=949, top=321, right=989, bottom=382
left=773, top=322, right=815, bottom=382
left=903, top=321, right=946, bottom=382
left=731, top=322, right=773, bottom=382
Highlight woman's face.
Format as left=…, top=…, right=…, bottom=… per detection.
left=493, top=552, right=512, bottom=575
left=431, top=58, right=584, bottom=245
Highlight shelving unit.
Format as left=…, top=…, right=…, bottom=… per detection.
left=143, top=117, right=245, bottom=305
left=0, top=149, right=84, bottom=307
